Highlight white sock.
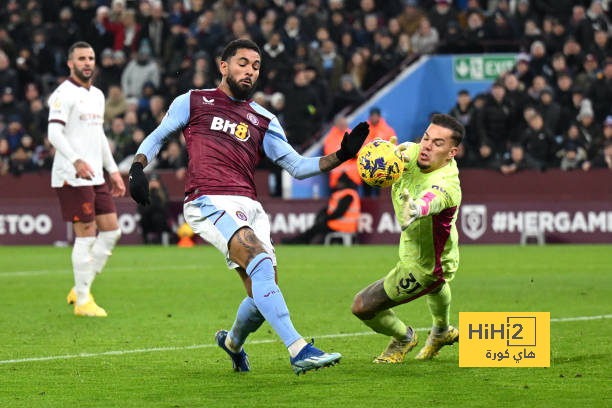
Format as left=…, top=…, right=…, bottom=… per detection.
left=288, top=338, right=308, bottom=358
left=72, top=237, right=96, bottom=306
left=91, top=229, right=121, bottom=274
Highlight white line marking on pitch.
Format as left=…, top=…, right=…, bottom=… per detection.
left=1, top=314, right=610, bottom=365
left=0, top=264, right=204, bottom=277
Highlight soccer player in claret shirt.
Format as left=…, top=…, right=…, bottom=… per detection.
left=351, top=114, right=464, bottom=363
left=47, top=42, right=126, bottom=317
left=128, top=39, right=369, bottom=375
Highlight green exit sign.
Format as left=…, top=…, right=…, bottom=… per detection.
left=453, top=55, right=517, bottom=81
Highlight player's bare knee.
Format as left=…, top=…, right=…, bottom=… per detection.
left=351, top=293, right=369, bottom=320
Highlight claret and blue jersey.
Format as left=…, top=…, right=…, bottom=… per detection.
left=136, top=88, right=321, bottom=202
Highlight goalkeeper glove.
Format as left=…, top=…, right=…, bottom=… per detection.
left=336, top=121, right=369, bottom=162
left=389, top=135, right=411, bottom=164
left=400, top=189, right=425, bottom=230
left=129, top=162, right=150, bottom=206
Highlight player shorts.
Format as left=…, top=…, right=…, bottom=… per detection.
left=54, top=182, right=116, bottom=223
left=183, top=194, right=277, bottom=270
left=383, top=260, right=453, bottom=304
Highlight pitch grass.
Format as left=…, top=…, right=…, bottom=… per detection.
left=1, top=244, right=611, bottom=408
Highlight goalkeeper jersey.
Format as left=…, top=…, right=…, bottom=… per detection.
left=391, top=142, right=461, bottom=282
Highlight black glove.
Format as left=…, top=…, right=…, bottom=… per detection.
left=129, top=162, right=150, bottom=206
left=336, top=121, right=370, bottom=162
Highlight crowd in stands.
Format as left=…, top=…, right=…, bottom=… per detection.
left=447, top=0, right=612, bottom=173
left=0, top=0, right=611, bottom=181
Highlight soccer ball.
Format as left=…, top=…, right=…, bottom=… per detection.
left=357, top=139, right=404, bottom=188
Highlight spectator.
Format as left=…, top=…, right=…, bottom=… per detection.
left=283, top=69, right=321, bottom=147
left=559, top=141, right=587, bottom=171
left=367, top=30, right=400, bottom=87
left=500, top=144, right=542, bottom=175
left=108, top=116, right=131, bottom=160
left=365, top=107, right=396, bottom=144
left=141, top=3, right=169, bottom=58
left=574, top=54, right=600, bottom=91
left=396, top=32, right=414, bottom=60
left=347, top=49, right=368, bottom=90
left=411, top=17, right=439, bottom=54
left=529, top=40, right=550, bottom=77
left=576, top=101, right=602, bottom=157
left=9, top=136, right=36, bottom=176
left=463, top=12, right=486, bottom=53
left=587, top=1, right=610, bottom=33
left=316, top=40, right=344, bottom=92
left=583, top=140, right=612, bottom=170
left=0, top=50, right=18, bottom=93
left=121, top=41, right=160, bottom=98
left=477, top=82, right=512, bottom=157
left=569, top=5, right=593, bottom=50
left=104, top=85, right=127, bottom=127
left=49, top=8, right=79, bottom=62
left=562, top=36, right=584, bottom=74
left=590, top=30, right=612, bottom=65
left=87, top=5, right=115, bottom=53
left=549, top=52, right=570, bottom=85
left=138, top=173, right=171, bottom=244
left=282, top=173, right=360, bottom=244
left=0, top=86, right=23, bottom=120
left=590, top=115, right=612, bottom=159
left=520, top=112, right=557, bottom=168
left=428, top=0, right=458, bottom=42
left=453, top=141, right=480, bottom=168
left=194, top=11, right=225, bottom=57
left=587, top=57, right=612, bottom=122
left=2, top=116, right=25, bottom=152
left=448, top=89, right=475, bottom=149
left=102, top=7, right=141, bottom=53
left=261, top=32, right=290, bottom=90
left=157, top=139, right=187, bottom=179
left=330, top=74, right=364, bottom=119
left=0, top=137, right=9, bottom=175
left=484, top=10, right=516, bottom=45
left=503, top=72, right=529, bottom=134
left=324, top=116, right=362, bottom=189
left=304, top=65, right=331, bottom=121
left=398, top=1, right=425, bottom=37
left=557, top=123, right=589, bottom=170
left=539, top=86, right=561, bottom=134
left=269, top=92, right=286, bottom=126
left=514, top=52, right=533, bottom=88
left=513, top=0, right=536, bottom=37
left=555, top=72, right=574, bottom=109
left=527, top=75, right=548, bottom=102
left=94, top=48, right=122, bottom=94
left=24, top=98, right=47, bottom=146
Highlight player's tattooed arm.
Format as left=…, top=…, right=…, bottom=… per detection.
left=133, top=153, right=148, bottom=168
left=318, top=152, right=342, bottom=173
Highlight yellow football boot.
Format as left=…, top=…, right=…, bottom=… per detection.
left=74, top=299, right=107, bottom=317
left=415, top=326, right=459, bottom=360
left=66, top=287, right=94, bottom=305
left=373, top=330, right=419, bottom=363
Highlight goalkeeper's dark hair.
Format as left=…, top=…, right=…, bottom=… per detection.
left=221, top=39, right=261, bottom=62
left=431, top=113, right=465, bottom=146
left=68, top=41, right=93, bottom=59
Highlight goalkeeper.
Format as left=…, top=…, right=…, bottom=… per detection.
left=351, top=113, right=465, bottom=362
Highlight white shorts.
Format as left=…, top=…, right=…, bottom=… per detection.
left=183, top=195, right=277, bottom=269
